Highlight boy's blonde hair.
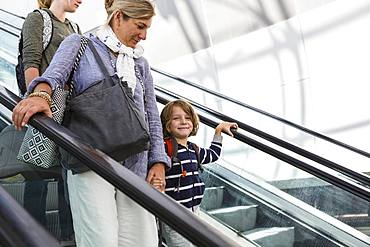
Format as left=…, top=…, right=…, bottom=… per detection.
left=160, top=99, right=199, bottom=138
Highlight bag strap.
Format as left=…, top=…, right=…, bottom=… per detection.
left=70, top=21, right=79, bottom=34
left=88, top=40, right=148, bottom=114
left=87, top=41, right=112, bottom=78
left=134, top=66, right=147, bottom=112
left=34, top=9, right=53, bottom=50
left=164, top=137, right=178, bottom=162
left=17, top=9, right=52, bottom=96
left=66, top=36, right=89, bottom=102
left=190, top=142, right=203, bottom=172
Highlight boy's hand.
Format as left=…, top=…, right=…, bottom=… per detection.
left=215, top=122, right=238, bottom=137
left=147, top=163, right=166, bottom=192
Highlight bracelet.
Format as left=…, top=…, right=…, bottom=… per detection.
left=28, top=91, right=52, bottom=107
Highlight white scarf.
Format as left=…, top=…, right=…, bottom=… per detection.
left=96, top=24, right=144, bottom=95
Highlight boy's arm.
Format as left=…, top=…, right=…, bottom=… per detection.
left=215, top=122, right=238, bottom=137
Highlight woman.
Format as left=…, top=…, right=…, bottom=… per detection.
left=20, top=0, right=82, bottom=240
left=13, top=0, right=169, bottom=246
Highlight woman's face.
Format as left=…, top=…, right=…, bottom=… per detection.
left=114, top=11, right=152, bottom=48
left=63, top=0, right=82, bottom=13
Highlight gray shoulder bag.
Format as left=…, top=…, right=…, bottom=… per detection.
left=62, top=39, right=150, bottom=167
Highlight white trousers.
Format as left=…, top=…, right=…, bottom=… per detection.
left=67, top=170, right=158, bottom=247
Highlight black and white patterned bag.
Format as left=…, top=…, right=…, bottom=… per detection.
left=17, top=36, right=88, bottom=168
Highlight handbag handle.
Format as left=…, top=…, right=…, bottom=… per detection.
left=87, top=41, right=116, bottom=87
left=66, top=36, right=89, bottom=102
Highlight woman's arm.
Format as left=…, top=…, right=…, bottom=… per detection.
left=141, top=59, right=170, bottom=169
left=27, top=34, right=82, bottom=93
left=12, top=82, right=52, bottom=130
left=22, top=12, right=43, bottom=86
left=13, top=34, right=83, bottom=129
left=140, top=59, right=170, bottom=192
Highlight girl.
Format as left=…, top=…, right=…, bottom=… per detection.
left=20, top=0, right=82, bottom=241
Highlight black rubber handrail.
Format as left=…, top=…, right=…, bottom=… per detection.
left=156, top=92, right=370, bottom=202
left=0, top=8, right=25, bottom=20
left=152, top=67, right=370, bottom=158
left=2, top=6, right=370, bottom=160
left=0, top=19, right=21, bottom=32
left=0, top=86, right=243, bottom=247
left=0, top=185, right=61, bottom=247
left=155, top=85, right=370, bottom=187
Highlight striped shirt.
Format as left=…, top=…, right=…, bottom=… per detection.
left=164, top=136, right=222, bottom=209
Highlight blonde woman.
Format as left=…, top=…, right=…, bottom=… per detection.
left=14, top=0, right=169, bottom=246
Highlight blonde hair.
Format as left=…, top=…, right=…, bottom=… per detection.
left=38, top=0, right=52, bottom=9
left=160, top=99, right=199, bottom=139
left=105, top=0, right=155, bottom=23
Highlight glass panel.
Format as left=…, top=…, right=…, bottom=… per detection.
left=153, top=70, right=370, bottom=177
left=193, top=122, right=370, bottom=246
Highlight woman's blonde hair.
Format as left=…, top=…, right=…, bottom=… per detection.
left=105, top=0, right=155, bottom=23
left=160, top=99, right=199, bottom=139
left=38, top=0, right=52, bottom=9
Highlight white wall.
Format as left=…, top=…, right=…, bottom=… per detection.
left=0, top=0, right=106, bottom=32
left=153, top=0, right=370, bottom=180
left=2, top=0, right=368, bottom=181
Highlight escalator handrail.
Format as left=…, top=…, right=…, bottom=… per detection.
left=2, top=7, right=370, bottom=161
left=156, top=92, right=370, bottom=203
left=0, top=19, right=21, bottom=32
left=151, top=67, right=370, bottom=158
left=0, top=185, right=61, bottom=247
left=0, top=85, right=243, bottom=247
left=0, top=8, right=25, bottom=20
left=155, top=85, right=370, bottom=187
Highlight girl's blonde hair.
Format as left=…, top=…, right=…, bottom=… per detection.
left=38, top=0, right=52, bottom=9
left=160, top=99, right=199, bottom=139
left=105, top=0, right=155, bottom=23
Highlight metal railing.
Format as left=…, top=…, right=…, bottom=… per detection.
left=0, top=86, right=244, bottom=247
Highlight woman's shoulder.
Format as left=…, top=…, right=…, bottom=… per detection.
left=24, top=10, right=43, bottom=26
left=63, top=33, right=83, bottom=43
left=135, top=56, right=150, bottom=78
left=135, top=56, right=149, bottom=67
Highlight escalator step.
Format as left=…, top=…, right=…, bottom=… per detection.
left=201, top=186, right=225, bottom=210
left=208, top=205, right=258, bottom=232
left=243, top=227, right=295, bottom=247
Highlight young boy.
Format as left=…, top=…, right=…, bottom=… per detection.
left=157, top=99, right=237, bottom=246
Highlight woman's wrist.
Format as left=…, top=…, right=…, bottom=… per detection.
left=28, top=91, right=52, bottom=107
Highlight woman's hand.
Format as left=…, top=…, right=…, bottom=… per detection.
left=215, top=122, right=238, bottom=137
left=12, top=96, right=52, bottom=130
left=147, top=163, right=166, bottom=192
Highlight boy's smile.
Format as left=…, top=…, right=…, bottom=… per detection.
left=168, top=106, right=193, bottom=144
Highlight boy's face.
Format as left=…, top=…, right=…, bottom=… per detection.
left=168, top=106, right=193, bottom=141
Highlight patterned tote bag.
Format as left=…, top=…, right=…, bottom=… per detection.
left=17, top=36, right=88, bottom=168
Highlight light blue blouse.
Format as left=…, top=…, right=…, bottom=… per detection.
left=29, top=33, right=170, bottom=178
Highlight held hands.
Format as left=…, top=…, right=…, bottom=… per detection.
left=146, top=163, right=166, bottom=192
left=215, top=122, right=238, bottom=137
left=12, top=96, right=52, bottom=130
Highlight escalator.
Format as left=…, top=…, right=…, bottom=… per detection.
left=0, top=8, right=369, bottom=247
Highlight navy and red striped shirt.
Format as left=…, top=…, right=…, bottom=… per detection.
left=164, top=136, right=222, bottom=209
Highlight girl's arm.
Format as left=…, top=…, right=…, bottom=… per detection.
left=22, top=11, right=43, bottom=85
left=27, top=34, right=82, bottom=93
